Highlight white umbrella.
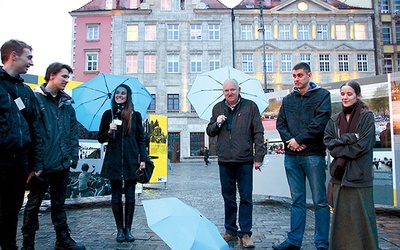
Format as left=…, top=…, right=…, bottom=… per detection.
left=187, top=66, right=269, bottom=121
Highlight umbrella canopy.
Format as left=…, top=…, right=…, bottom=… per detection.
left=72, top=73, right=152, bottom=131
left=187, top=66, right=269, bottom=121
left=143, top=197, right=229, bottom=250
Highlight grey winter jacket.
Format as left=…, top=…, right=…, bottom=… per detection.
left=324, top=108, right=375, bottom=188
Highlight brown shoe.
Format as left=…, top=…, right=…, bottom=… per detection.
left=241, top=234, right=255, bottom=248
left=222, top=232, right=237, bottom=241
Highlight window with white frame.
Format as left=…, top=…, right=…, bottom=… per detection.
left=127, top=25, right=139, bottom=41
left=298, top=24, right=309, bottom=40
left=209, top=54, right=220, bottom=71
left=383, top=23, right=391, bottom=44
left=145, top=25, right=157, bottom=41
left=167, top=54, right=179, bottom=73
left=357, top=54, right=368, bottom=72
left=242, top=54, right=253, bottom=72
left=265, top=53, right=273, bottom=72
left=167, top=94, right=179, bottom=111
left=167, top=24, right=179, bottom=40
left=397, top=23, right=400, bottom=44
left=319, top=54, right=330, bottom=72
left=86, top=24, right=99, bottom=40
left=86, top=52, right=98, bottom=71
left=264, top=25, right=272, bottom=40
left=281, top=54, right=292, bottom=72
left=161, top=0, right=171, bottom=10
left=384, top=54, right=393, bottom=74
left=381, top=0, right=389, bottom=13
left=338, top=54, right=349, bottom=72
left=241, top=25, right=253, bottom=40
left=354, top=24, right=366, bottom=40
left=300, top=53, right=311, bottom=68
left=279, top=24, right=290, bottom=40
left=106, top=0, right=113, bottom=9
left=317, top=24, right=328, bottom=40
left=398, top=54, right=400, bottom=71
left=129, top=0, right=140, bottom=8
left=148, top=94, right=156, bottom=111
left=335, top=24, right=347, bottom=40
left=126, top=54, right=138, bottom=73
left=175, top=0, right=185, bottom=10
left=190, top=54, right=202, bottom=73
left=190, top=24, right=202, bottom=40
left=144, top=54, right=156, bottom=73
left=208, top=24, right=220, bottom=40
left=395, top=0, right=400, bottom=11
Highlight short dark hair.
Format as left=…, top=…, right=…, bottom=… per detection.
left=44, top=62, right=73, bottom=82
left=81, top=163, right=89, bottom=172
left=292, top=62, right=311, bottom=73
left=1, top=39, right=32, bottom=64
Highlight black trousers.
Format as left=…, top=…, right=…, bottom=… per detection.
left=0, top=151, right=28, bottom=250
left=22, top=168, right=70, bottom=234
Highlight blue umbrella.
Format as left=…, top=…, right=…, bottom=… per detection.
left=143, top=197, right=230, bottom=250
left=72, top=73, right=152, bottom=131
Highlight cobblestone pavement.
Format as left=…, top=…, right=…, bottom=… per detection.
left=17, top=161, right=400, bottom=249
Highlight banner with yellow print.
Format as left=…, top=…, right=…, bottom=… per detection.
left=148, top=114, right=168, bottom=183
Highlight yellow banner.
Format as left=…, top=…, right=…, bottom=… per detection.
left=148, top=114, right=168, bottom=182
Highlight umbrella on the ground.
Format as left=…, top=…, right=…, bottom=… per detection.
left=142, top=197, right=229, bottom=250
left=187, top=66, right=269, bottom=121
left=72, top=73, right=152, bottom=131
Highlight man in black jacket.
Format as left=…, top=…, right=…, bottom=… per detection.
left=206, top=78, right=265, bottom=248
left=21, top=62, right=85, bottom=250
left=0, top=39, right=44, bottom=250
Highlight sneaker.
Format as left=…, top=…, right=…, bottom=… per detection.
left=222, top=232, right=237, bottom=241
left=272, top=240, right=300, bottom=250
left=241, top=234, right=255, bottom=248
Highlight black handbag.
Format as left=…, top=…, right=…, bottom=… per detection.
left=136, top=160, right=155, bottom=184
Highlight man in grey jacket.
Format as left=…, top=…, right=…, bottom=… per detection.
left=21, top=62, right=85, bottom=250
left=206, top=78, right=265, bottom=248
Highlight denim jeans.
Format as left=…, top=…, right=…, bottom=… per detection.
left=110, top=180, right=136, bottom=204
left=284, top=155, right=330, bottom=248
left=219, top=163, right=253, bottom=237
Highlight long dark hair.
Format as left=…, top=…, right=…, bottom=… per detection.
left=111, top=84, right=134, bottom=135
left=340, top=80, right=368, bottom=109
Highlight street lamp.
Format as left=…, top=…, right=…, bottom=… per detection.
left=258, top=1, right=268, bottom=92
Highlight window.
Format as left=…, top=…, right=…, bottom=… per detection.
left=300, top=53, right=311, bottom=68
left=242, top=54, right=253, bottom=72
left=319, top=54, right=330, bottom=72
left=127, top=25, right=139, bottom=41
left=106, top=0, right=113, bottom=9
left=383, top=54, right=393, bottom=74
left=161, top=0, right=171, bottom=10
left=129, top=0, right=140, bottom=8
left=209, top=54, right=220, bottom=71
left=144, top=54, right=156, bottom=73
left=317, top=24, right=328, bottom=40
left=126, top=54, right=138, bottom=73
left=167, top=24, right=179, bottom=40
left=396, top=24, right=400, bottom=44
left=190, top=24, right=202, bottom=40
left=167, top=54, right=179, bottom=73
left=175, top=0, right=185, bottom=10
left=281, top=54, right=292, bottom=72
left=381, top=0, right=389, bottom=13
left=395, top=0, right=400, bottom=11
left=383, top=23, right=391, bottom=44
left=264, top=25, right=272, bottom=40
left=148, top=94, right=156, bottom=111
left=354, top=24, right=366, bottom=40
left=167, top=94, right=179, bottom=111
left=208, top=24, right=220, bottom=40
left=86, top=52, right=98, bottom=71
left=86, top=24, right=99, bottom=40
left=145, top=25, right=157, bottom=41
left=357, top=54, right=368, bottom=72
left=298, top=24, right=309, bottom=40
left=190, top=55, right=202, bottom=73
left=335, top=24, right=346, bottom=40
left=338, top=54, right=349, bottom=72
left=265, top=53, right=273, bottom=72
left=279, top=24, right=290, bottom=40
left=190, top=132, right=204, bottom=156
left=241, top=25, right=253, bottom=40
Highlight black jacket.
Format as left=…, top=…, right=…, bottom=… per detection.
left=33, top=84, right=79, bottom=172
left=0, top=68, right=43, bottom=171
left=98, top=110, right=148, bottom=180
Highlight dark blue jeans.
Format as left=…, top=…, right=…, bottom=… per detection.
left=22, top=168, right=70, bottom=234
left=0, top=151, right=28, bottom=250
left=110, top=180, right=136, bottom=204
left=219, top=163, right=253, bottom=237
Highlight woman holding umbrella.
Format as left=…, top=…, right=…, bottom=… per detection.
left=97, top=84, right=148, bottom=243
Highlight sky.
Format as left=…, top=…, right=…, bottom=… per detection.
left=0, top=0, right=370, bottom=77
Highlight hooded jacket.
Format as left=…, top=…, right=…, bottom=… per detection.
left=276, top=82, right=331, bottom=156
left=33, top=84, right=79, bottom=172
left=0, top=68, right=43, bottom=171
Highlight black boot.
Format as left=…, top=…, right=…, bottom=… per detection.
left=21, top=232, right=35, bottom=250
left=124, top=202, right=135, bottom=242
left=111, top=202, right=125, bottom=243
left=55, top=228, right=86, bottom=250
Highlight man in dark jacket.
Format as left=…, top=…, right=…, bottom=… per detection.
left=275, top=62, right=331, bottom=250
left=206, top=78, right=265, bottom=248
left=21, top=62, right=85, bottom=250
left=0, top=39, right=44, bottom=250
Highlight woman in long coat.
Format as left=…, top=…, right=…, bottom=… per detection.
left=324, top=80, right=379, bottom=250
left=98, top=84, right=148, bottom=243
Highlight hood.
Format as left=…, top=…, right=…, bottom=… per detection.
left=34, top=83, right=74, bottom=105
left=293, top=81, right=320, bottom=95
left=0, top=67, right=25, bottom=84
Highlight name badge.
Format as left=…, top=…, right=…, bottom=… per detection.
left=113, top=119, right=122, bottom=126
left=14, top=97, right=26, bottom=111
